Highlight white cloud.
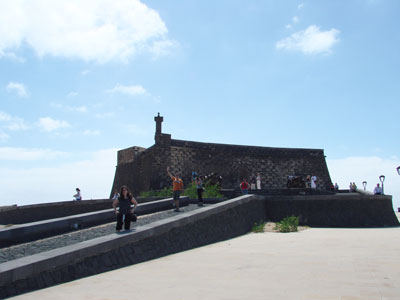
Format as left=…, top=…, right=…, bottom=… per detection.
left=0, top=0, right=175, bottom=63
left=0, top=132, right=9, bottom=142
left=292, top=16, right=299, bottom=24
left=83, top=129, right=100, bottom=136
left=150, top=39, right=179, bottom=58
left=106, top=84, right=148, bottom=96
left=67, top=92, right=78, bottom=98
left=95, top=112, right=115, bottom=119
left=0, top=148, right=118, bottom=205
left=327, top=156, right=400, bottom=209
left=74, top=106, right=87, bottom=113
left=0, top=111, right=29, bottom=131
left=285, top=24, right=292, bottom=29
left=6, top=82, right=29, bottom=98
left=0, top=147, right=67, bottom=161
left=51, top=102, right=87, bottom=112
left=298, top=3, right=304, bottom=9
left=81, top=69, right=91, bottom=76
left=38, top=117, right=70, bottom=132
left=0, top=50, right=25, bottom=62
left=276, top=25, right=340, bottom=55
left=0, top=111, right=11, bottom=122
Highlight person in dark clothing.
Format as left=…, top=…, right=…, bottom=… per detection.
left=196, top=176, right=204, bottom=206
left=112, top=186, right=138, bottom=232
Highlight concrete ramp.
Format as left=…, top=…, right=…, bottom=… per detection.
left=0, top=195, right=265, bottom=299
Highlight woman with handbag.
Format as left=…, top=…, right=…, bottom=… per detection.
left=112, top=186, right=138, bottom=232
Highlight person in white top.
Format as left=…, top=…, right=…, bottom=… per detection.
left=73, top=188, right=82, bottom=201
left=373, top=183, right=382, bottom=195
left=112, top=189, right=120, bottom=200
left=311, top=175, right=317, bottom=189
left=256, top=173, right=262, bottom=190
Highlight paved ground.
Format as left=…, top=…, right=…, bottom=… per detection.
left=0, top=204, right=209, bottom=263
left=10, top=215, right=400, bottom=300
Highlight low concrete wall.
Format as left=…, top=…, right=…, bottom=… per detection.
left=264, top=194, right=399, bottom=227
left=0, top=199, right=114, bottom=225
left=0, top=197, right=222, bottom=225
left=0, top=197, right=190, bottom=248
left=0, top=195, right=266, bottom=299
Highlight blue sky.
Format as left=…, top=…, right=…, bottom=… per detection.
left=0, top=0, right=399, bottom=207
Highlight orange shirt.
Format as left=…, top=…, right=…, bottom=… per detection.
left=172, top=177, right=184, bottom=191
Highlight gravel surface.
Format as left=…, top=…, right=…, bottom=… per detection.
left=0, top=204, right=210, bottom=264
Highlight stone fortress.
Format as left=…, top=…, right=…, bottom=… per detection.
left=111, top=113, right=333, bottom=196
left=1, top=114, right=398, bottom=298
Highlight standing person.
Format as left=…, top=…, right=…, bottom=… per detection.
left=240, top=178, right=250, bottom=194
left=167, top=166, right=184, bottom=212
left=311, top=175, right=317, bottom=189
left=111, top=189, right=120, bottom=200
left=256, top=173, right=262, bottom=190
left=113, top=186, right=138, bottom=232
left=196, top=176, right=204, bottom=206
left=306, top=175, right=311, bottom=188
left=191, top=171, right=198, bottom=182
left=374, top=183, right=382, bottom=195
left=250, top=176, right=256, bottom=190
left=73, top=188, right=82, bottom=201
left=334, top=183, right=339, bottom=191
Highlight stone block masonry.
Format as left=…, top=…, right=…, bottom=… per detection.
left=111, top=114, right=332, bottom=197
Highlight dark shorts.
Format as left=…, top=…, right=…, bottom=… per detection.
left=173, top=190, right=181, bottom=201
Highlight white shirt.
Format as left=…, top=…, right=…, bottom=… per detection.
left=374, top=186, right=382, bottom=194
left=311, top=176, right=317, bottom=188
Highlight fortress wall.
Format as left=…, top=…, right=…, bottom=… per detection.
left=111, top=144, right=172, bottom=196
left=112, top=136, right=332, bottom=196
left=168, top=139, right=332, bottom=190
left=264, top=194, right=399, bottom=227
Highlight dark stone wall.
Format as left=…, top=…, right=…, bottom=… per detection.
left=0, top=197, right=173, bottom=225
left=0, top=199, right=114, bottom=225
left=264, top=194, right=400, bottom=227
left=0, top=196, right=266, bottom=299
left=112, top=134, right=332, bottom=196
left=1, top=193, right=398, bottom=298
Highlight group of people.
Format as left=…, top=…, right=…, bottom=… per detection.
left=240, top=174, right=262, bottom=194
left=330, top=183, right=339, bottom=191
left=111, top=166, right=191, bottom=232
left=348, top=182, right=383, bottom=195
left=349, top=182, right=358, bottom=192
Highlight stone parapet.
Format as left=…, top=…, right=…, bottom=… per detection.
left=264, top=194, right=399, bottom=227
left=0, top=197, right=189, bottom=247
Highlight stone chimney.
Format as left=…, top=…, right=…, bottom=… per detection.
left=154, top=112, right=163, bottom=136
